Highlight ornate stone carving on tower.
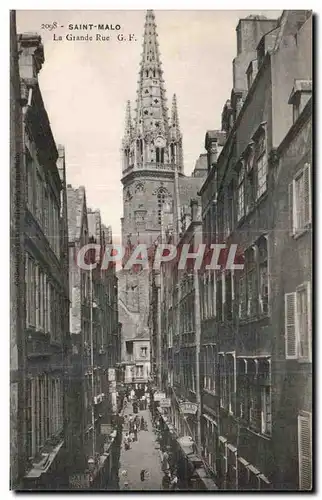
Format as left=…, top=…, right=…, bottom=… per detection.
left=120, top=9, right=184, bottom=247
left=118, top=10, right=184, bottom=381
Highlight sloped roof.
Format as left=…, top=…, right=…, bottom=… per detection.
left=178, top=176, right=204, bottom=206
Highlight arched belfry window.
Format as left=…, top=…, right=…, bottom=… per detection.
left=125, top=189, right=132, bottom=202
left=157, top=188, right=167, bottom=225
left=170, top=143, right=175, bottom=163
left=137, top=138, right=143, bottom=160
left=124, top=147, right=130, bottom=169
left=156, top=147, right=165, bottom=164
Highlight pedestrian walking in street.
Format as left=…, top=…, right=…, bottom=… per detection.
left=123, top=433, right=131, bottom=451
left=140, top=415, right=145, bottom=430
left=133, top=423, right=138, bottom=442
left=170, top=469, right=179, bottom=490
left=140, top=469, right=146, bottom=482
left=129, top=415, right=134, bottom=434
left=162, top=471, right=171, bottom=490
left=161, top=450, right=169, bottom=473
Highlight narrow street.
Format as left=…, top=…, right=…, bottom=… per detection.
left=118, top=407, right=163, bottom=491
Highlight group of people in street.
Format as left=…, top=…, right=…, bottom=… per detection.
left=123, top=414, right=147, bottom=450
left=149, top=402, right=180, bottom=491
left=120, top=384, right=180, bottom=490
left=161, top=450, right=179, bottom=490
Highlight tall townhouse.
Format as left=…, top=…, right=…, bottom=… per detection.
left=67, top=185, right=91, bottom=472
left=199, top=10, right=312, bottom=491
left=270, top=81, right=312, bottom=489
left=151, top=159, right=220, bottom=490
left=67, top=190, right=121, bottom=487
left=10, top=10, right=24, bottom=489
left=11, top=31, right=70, bottom=489
left=87, top=211, right=120, bottom=424
left=100, top=223, right=121, bottom=375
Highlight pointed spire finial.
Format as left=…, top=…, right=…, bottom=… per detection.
left=124, top=100, right=133, bottom=138
left=171, top=93, right=181, bottom=139
left=134, top=10, right=169, bottom=137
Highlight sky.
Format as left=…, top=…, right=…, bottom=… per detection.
left=16, top=10, right=281, bottom=241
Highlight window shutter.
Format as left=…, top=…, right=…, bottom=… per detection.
left=25, top=254, right=29, bottom=326
left=298, top=413, right=312, bottom=490
left=285, top=292, right=298, bottom=358
left=35, top=265, right=39, bottom=330
left=288, top=181, right=295, bottom=235
left=307, top=282, right=312, bottom=362
left=303, top=163, right=311, bottom=225
left=224, top=443, right=228, bottom=474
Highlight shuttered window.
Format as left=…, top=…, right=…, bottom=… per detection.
left=298, top=412, right=312, bottom=490
left=219, top=354, right=227, bottom=409
left=25, top=378, right=32, bottom=459
left=25, top=254, right=29, bottom=326
left=237, top=163, right=245, bottom=221
left=239, top=274, right=247, bottom=318
left=289, top=163, right=312, bottom=235
left=285, top=292, right=297, bottom=358
left=285, top=283, right=311, bottom=361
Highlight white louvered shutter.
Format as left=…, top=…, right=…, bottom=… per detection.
left=298, top=413, right=312, bottom=490
left=303, top=163, right=311, bottom=226
left=285, top=292, right=297, bottom=358
left=35, top=264, right=40, bottom=330
left=288, top=181, right=295, bottom=235
left=307, top=282, right=312, bottom=362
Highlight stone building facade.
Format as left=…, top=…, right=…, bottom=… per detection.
left=10, top=27, right=71, bottom=489
left=118, top=10, right=184, bottom=384
left=198, top=10, right=312, bottom=491
left=67, top=185, right=91, bottom=473
left=10, top=10, right=24, bottom=489
left=67, top=188, right=120, bottom=482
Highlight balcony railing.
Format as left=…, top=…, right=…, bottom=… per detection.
left=125, top=162, right=175, bottom=172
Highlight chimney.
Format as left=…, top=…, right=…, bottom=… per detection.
left=233, top=16, right=279, bottom=90
left=190, top=199, right=199, bottom=223
left=17, top=33, right=44, bottom=83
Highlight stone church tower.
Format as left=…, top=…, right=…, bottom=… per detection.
left=118, top=10, right=183, bottom=379
left=121, top=9, right=183, bottom=247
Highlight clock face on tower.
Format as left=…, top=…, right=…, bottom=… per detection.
left=155, top=136, right=165, bottom=148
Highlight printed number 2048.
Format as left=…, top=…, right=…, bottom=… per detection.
left=41, top=22, right=58, bottom=31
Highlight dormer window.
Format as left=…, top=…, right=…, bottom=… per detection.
left=289, top=80, right=312, bottom=124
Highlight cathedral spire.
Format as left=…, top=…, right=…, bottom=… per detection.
left=170, top=93, right=184, bottom=172
left=134, top=9, right=169, bottom=140
left=121, top=10, right=183, bottom=178
left=122, top=100, right=134, bottom=172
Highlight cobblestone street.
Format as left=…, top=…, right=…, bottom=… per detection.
left=118, top=408, right=163, bottom=491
